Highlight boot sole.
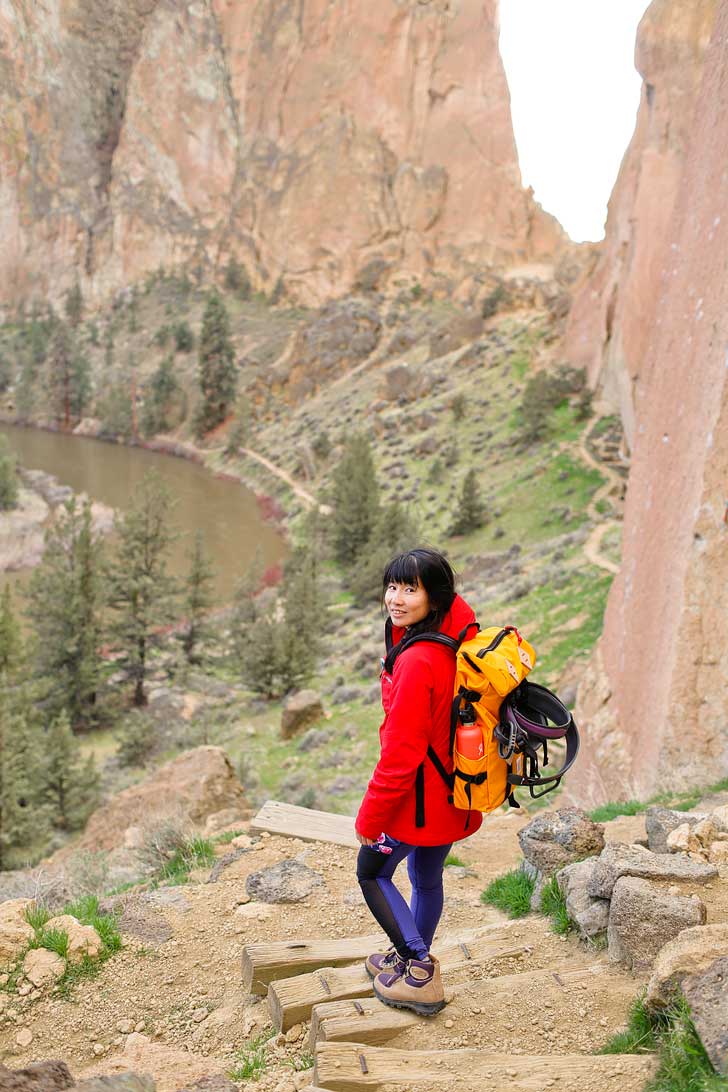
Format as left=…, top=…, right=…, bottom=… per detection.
left=372, top=983, right=446, bottom=1017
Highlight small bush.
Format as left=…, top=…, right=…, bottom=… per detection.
left=445, top=852, right=466, bottom=868
left=32, top=927, right=70, bottom=959
left=0, top=436, right=19, bottom=511
left=481, top=281, right=508, bottom=319
left=157, top=837, right=215, bottom=885
left=480, top=867, right=535, bottom=918
left=174, top=321, right=194, bottom=352
left=539, top=875, right=572, bottom=935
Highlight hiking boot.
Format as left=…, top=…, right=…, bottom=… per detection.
left=372, top=954, right=445, bottom=1015
left=364, top=947, right=405, bottom=980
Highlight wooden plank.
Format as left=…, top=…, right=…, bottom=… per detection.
left=249, top=800, right=359, bottom=848
left=242, top=934, right=386, bottom=996
left=269, top=925, right=531, bottom=1031
left=309, top=965, right=605, bottom=1047
left=313, top=1044, right=658, bottom=1092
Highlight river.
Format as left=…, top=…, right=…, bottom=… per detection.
left=0, top=423, right=287, bottom=604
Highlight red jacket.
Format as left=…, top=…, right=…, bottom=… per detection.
left=355, top=594, right=483, bottom=846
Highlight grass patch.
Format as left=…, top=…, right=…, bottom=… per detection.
left=23, top=904, right=51, bottom=932
left=31, top=927, right=70, bottom=959
left=287, top=1051, right=314, bottom=1071
left=539, top=876, right=572, bottom=935
left=156, top=837, right=216, bottom=886
left=600, top=994, right=723, bottom=1092
left=589, top=799, right=646, bottom=823
left=588, top=773, right=728, bottom=824
left=480, top=867, right=535, bottom=918
left=228, top=1030, right=276, bottom=1081
left=445, top=852, right=467, bottom=868
left=212, top=829, right=246, bottom=846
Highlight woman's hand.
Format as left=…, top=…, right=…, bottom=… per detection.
left=355, top=829, right=376, bottom=846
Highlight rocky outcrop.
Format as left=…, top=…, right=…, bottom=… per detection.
left=0, top=0, right=565, bottom=313
left=570, top=1, right=728, bottom=805
left=564, top=0, right=718, bottom=446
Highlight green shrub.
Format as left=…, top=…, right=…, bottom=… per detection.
left=480, top=867, right=535, bottom=918
left=174, top=321, right=194, bottom=352
left=228, top=1030, right=275, bottom=1080
left=0, top=436, right=19, bottom=511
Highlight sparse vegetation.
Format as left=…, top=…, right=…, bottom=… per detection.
left=480, top=867, right=535, bottom=918
left=539, top=875, right=572, bottom=935
left=228, top=1030, right=276, bottom=1081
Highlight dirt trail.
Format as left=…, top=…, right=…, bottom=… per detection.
left=238, top=447, right=320, bottom=510
left=575, top=421, right=626, bottom=576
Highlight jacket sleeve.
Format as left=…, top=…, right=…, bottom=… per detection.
left=355, top=651, right=434, bottom=839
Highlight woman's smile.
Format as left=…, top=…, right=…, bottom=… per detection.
left=385, top=580, right=431, bottom=628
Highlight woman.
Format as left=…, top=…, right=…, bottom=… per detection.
left=355, top=547, right=481, bottom=1015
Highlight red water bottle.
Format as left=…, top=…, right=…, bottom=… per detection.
left=456, top=705, right=484, bottom=759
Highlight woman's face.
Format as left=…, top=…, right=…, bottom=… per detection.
left=384, top=578, right=431, bottom=628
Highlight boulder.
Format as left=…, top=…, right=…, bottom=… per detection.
left=645, top=807, right=706, bottom=854
left=0, top=899, right=35, bottom=962
left=79, top=1031, right=219, bottom=1092
left=43, top=915, right=102, bottom=964
left=21, top=948, right=66, bottom=988
left=682, top=957, right=728, bottom=1075
left=517, top=807, right=605, bottom=875
left=587, top=842, right=718, bottom=899
left=555, top=858, right=610, bottom=939
left=75, top=1077, right=155, bottom=1092
left=646, top=923, right=728, bottom=1008
left=709, top=841, right=728, bottom=864
left=379, top=363, right=418, bottom=403
left=607, top=876, right=706, bottom=971
left=245, top=859, right=324, bottom=904
left=712, top=805, right=728, bottom=832
left=280, top=690, right=324, bottom=739
left=0, top=1061, right=74, bottom=1092
left=666, top=824, right=701, bottom=855
left=58, top=747, right=247, bottom=856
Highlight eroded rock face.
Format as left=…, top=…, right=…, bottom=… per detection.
left=0, top=0, right=565, bottom=312
left=569, top=2, right=728, bottom=806
left=517, top=807, right=605, bottom=875
left=607, top=875, right=706, bottom=971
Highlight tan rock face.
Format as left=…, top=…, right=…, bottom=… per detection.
left=44, top=915, right=102, bottom=964
left=22, top=947, right=66, bottom=987
left=0, top=0, right=565, bottom=311
left=564, top=0, right=717, bottom=446
left=570, top=3, right=728, bottom=806
left=0, top=899, right=35, bottom=962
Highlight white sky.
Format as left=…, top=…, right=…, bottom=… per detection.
left=499, top=0, right=651, bottom=241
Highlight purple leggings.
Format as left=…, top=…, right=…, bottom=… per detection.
left=356, top=839, right=452, bottom=962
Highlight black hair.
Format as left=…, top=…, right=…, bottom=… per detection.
left=381, top=547, right=457, bottom=637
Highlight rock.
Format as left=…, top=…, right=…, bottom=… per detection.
left=646, top=923, right=728, bottom=1008
left=708, top=841, right=728, bottom=864
left=0, top=899, right=36, bottom=962
left=712, top=805, right=728, bottom=832
left=15, top=1028, right=33, bottom=1048
left=588, top=842, right=719, bottom=899
left=283, top=300, right=381, bottom=399
left=682, top=957, right=728, bottom=1074
left=21, top=948, right=66, bottom=988
left=52, top=747, right=247, bottom=859
left=517, top=807, right=605, bottom=875
left=43, top=916, right=102, bottom=964
left=203, top=808, right=246, bottom=836
left=555, top=858, right=610, bottom=939
left=0, top=1061, right=74, bottom=1092
left=245, top=860, right=324, bottom=904
left=140, top=888, right=191, bottom=913
left=175, top=1078, right=239, bottom=1092
left=607, top=876, right=706, bottom=971
left=379, top=363, right=418, bottom=403
left=280, top=691, right=324, bottom=739
left=297, top=728, right=332, bottom=753
left=74, top=1076, right=155, bottom=1092
left=666, top=824, right=701, bottom=855
left=645, top=807, right=706, bottom=854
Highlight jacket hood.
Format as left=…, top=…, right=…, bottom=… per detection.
left=389, top=592, right=477, bottom=647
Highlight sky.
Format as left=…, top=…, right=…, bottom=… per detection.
left=498, top=0, right=652, bottom=241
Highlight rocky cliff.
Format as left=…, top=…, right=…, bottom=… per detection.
left=0, top=0, right=564, bottom=311
left=564, top=0, right=717, bottom=448
left=570, top=0, right=728, bottom=805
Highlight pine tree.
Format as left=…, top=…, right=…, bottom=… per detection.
left=141, top=353, right=181, bottom=437
left=231, top=556, right=283, bottom=698
left=106, top=471, right=179, bottom=706
left=25, top=498, right=104, bottom=729
left=196, top=291, right=237, bottom=436
left=349, top=499, right=421, bottom=606
left=47, top=321, right=90, bottom=427
left=330, top=433, right=380, bottom=568
left=278, top=545, right=324, bottom=691
left=181, top=531, right=214, bottom=664
left=0, top=586, right=22, bottom=674
left=0, top=696, right=46, bottom=869
left=42, top=710, right=99, bottom=831
left=450, top=467, right=488, bottom=536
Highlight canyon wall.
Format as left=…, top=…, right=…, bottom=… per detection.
left=0, top=0, right=564, bottom=311
left=570, top=0, right=728, bottom=805
left=564, top=0, right=716, bottom=448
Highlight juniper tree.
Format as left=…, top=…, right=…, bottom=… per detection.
left=181, top=531, right=214, bottom=664
left=196, top=291, right=237, bottom=436
left=330, top=433, right=380, bottom=568
left=141, top=353, right=181, bottom=437
left=47, top=321, right=91, bottom=427
left=231, top=555, right=283, bottom=698
left=0, top=435, right=18, bottom=511
left=42, top=710, right=99, bottom=831
left=25, top=498, right=104, bottom=729
left=0, top=586, right=22, bottom=675
left=0, top=697, right=46, bottom=868
left=106, top=472, right=179, bottom=706
left=278, top=545, right=324, bottom=691
left=450, top=467, right=488, bottom=536
left=349, top=499, right=420, bottom=605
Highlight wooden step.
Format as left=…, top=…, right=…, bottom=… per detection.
left=268, top=925, right=531, bottom=1031
left=313, top=1043, right=658, bottom=1092
left=242, top=934, right=386, bottom=996
left=309, top=964, right=605, bottom=1047
left=250, top=800, right=359, bottom=847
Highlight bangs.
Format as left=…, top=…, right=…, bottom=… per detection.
left=382, top=552, right=421, bottom=589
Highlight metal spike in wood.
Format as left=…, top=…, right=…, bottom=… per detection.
left=313, top=1043, right=659, bottom=1092
left=249, top=800, right=359, bottom=847
left=242, top=934, right=386, bottom=996
left=308, top=965, right=605, bottom=1048
left=268, top=924, right=530, bottom=1031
